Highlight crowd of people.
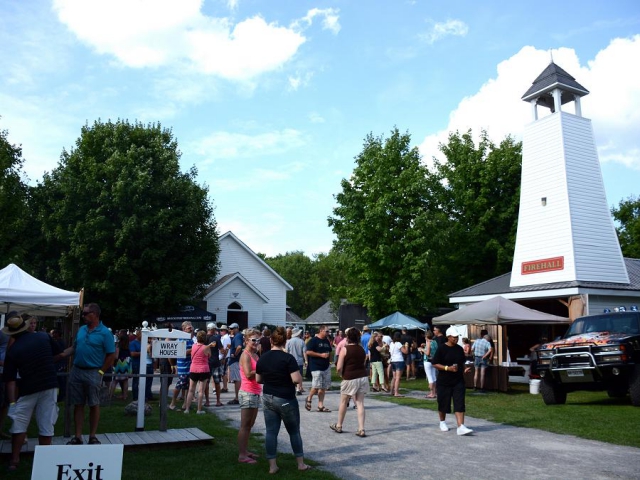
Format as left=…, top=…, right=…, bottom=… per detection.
left=1, top=309, right=496, bottom=474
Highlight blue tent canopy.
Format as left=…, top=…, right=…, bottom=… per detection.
left=368, top=311, right=427, bottom=331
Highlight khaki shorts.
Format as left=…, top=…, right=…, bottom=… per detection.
left=340, top=376, right=370, bottom=397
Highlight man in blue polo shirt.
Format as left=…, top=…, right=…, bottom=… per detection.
left=59, top=303, right=116, bottom=445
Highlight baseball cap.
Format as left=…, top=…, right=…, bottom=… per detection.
left=229, top=323, right=239, bottom=329
left=445, top=326, right=459, bottom=337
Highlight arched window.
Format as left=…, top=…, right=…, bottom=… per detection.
left=228, top=302, right=242, bottom=310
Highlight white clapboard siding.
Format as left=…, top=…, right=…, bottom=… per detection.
left=510, top=112, right=628, bottom=287
left=206, top=276, right=267, bottom=325
left=206, top=232, right=292, bottom=327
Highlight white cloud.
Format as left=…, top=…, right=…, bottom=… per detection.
left=190, top=129, right=306, bottom=162
left=53, top=0, right=307, bottom=81
left=308, top=112, right=325, bottom=123
left=296, top=8, right=341, bottom=35
left=288, top=71, right=313, bottom=91
left=209, top=161, right=305, bottom=193
left=421, top=19, right=468, bottom=45
left=418, top=36, right=640, bottom=170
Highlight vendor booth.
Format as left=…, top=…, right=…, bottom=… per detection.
left=433, top=296, right=570, bottom=391
left=0, top=263, right=81, bottom=323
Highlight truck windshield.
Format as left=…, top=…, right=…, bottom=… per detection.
left=566, top=313, right=640, bottom=338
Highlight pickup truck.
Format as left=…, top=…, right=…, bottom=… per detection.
left=535, top=311, right=640, bottom=406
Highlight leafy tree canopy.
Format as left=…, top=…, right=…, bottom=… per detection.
left=35, top=119, right=220, bottom=327
left=0, top=123, right=29, bottom=266
left=612, top=195, right=640, bottom=258
left=329, top=128, right=522, bottom=319
left=329, top=127, right=434, bottom=318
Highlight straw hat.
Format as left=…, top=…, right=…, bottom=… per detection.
left=1, top=311, right=29, bottom=336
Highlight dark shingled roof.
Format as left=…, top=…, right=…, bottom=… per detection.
left=522, top=62, right=589, bottom=103
left=204, top=272, right=236, bottom=296
left=450, top=258, right=640, bottom=298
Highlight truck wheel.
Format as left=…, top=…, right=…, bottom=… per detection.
left=540, top=375, right=567, bottom=405
left=630, top=365, right=640, bottom=407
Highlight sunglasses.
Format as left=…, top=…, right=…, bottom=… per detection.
left=249, top=338, right=260, bottom=343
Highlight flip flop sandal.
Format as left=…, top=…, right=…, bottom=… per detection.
left=305, top=398, right=312, bottom=411
left=330, top=423, right=343, bottom=433
left=355, top=430, right=366, bottom=437
left=66, top=437, right=83, bottom=445
left=317, top=406, right=331, bottom=412
left=238, top=457, right=257, bottom=464
left=88, top=436, right=101, bottom=445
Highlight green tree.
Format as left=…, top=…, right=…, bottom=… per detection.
left=612, top=195, right=640, bottom=258
left=35, top=119, right=220, bottom=326
left=264, top=251, right=316, bottom=318
left=0, top=124, right=29, bottom=266
left=328, top=128, right=434, bottom=318
left=427, top=130, right=522, bottom=297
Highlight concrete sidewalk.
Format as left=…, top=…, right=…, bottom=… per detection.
left=207, top=382, right=640, bottom=480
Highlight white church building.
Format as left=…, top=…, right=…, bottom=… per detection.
left=447, top=61, right=640, bottom=358
left=203, top=231, right=292, bottom=329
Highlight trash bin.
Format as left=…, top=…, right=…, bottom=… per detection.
left=529, top=378, right=541, bottom=394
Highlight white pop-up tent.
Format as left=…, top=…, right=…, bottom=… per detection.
left=0, top=263, right=81, bottom=318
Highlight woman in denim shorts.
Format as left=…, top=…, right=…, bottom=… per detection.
left=237, top=328, right=262, bottom=464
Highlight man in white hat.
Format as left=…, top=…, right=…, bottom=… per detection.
left=431, top=326, right=473, bottom=436
left=3, top=312, right=63, bottom=471
left=286, top=328, right=306, bottom=395
left=219, top=325, right=231, bottom=393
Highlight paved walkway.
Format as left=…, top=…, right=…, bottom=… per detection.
left=208, top=382, right=640, bottom=480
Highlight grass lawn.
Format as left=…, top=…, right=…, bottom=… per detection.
left=383, top=375, right=640, bottom=448
left=4, top=374, right=639, bottom=478
left=2, top=396, right=337, bottom=480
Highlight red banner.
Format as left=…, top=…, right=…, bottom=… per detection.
left=521, top=256, right=564, bottom=275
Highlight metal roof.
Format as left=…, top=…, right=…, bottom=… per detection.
left=449, top=258, right=640, bottom=299
left=521, top=62, right=589, bottom=103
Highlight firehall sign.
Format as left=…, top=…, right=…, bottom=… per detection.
left=521, top=256, right=564, bottom=275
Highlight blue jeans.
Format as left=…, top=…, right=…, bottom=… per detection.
left=262, top=394, right=304, bottom=460
left=133, top=364, right=154, bottom=401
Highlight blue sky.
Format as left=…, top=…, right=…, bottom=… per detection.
left=1, top=0, right=639, bottom=256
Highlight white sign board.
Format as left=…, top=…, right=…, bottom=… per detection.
left=152, top=339, right=186, bottom=358
left=32, top=444, right=123, bottom=480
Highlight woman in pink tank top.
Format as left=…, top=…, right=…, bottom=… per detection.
left=237, top=328, right=262, bottom=464
left=184, top=330, right=211, bottom=414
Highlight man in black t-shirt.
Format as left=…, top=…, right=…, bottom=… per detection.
left=431, top=326, right=473, bottom=436
left=304, top=325, right=332, bottom=412
left=205, top=323, right=223, bottom=407
left=3, top=313, right=62, bottom=471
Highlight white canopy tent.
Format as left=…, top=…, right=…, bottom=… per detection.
left=0, top=264, right=81, bottom=321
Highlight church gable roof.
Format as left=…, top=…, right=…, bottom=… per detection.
left=218, top=231, right=293, bottom=291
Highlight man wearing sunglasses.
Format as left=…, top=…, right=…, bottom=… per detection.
left=58, top=303, right=116, bottom=445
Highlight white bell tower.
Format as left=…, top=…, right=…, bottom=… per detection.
left=510, top=62, right=629, bottom=287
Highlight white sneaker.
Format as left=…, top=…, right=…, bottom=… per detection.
left=457, top=425, right=473, bottom=436
left=439, top=421, right=449, bottom=432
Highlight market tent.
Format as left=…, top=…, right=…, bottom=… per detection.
left=0, top=263, right=81, bottom=317
left=368, top=311, right=428, bottom=330
left=432, top=296, right=569, bottom=325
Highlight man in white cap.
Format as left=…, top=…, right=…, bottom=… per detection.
left=286, top=328, right=306, bottom=395
left=219, top=325, right=230, bottom=393
left=431, top=326, right=473, bottom=436
left=3, top=312, right=62, bottom=471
